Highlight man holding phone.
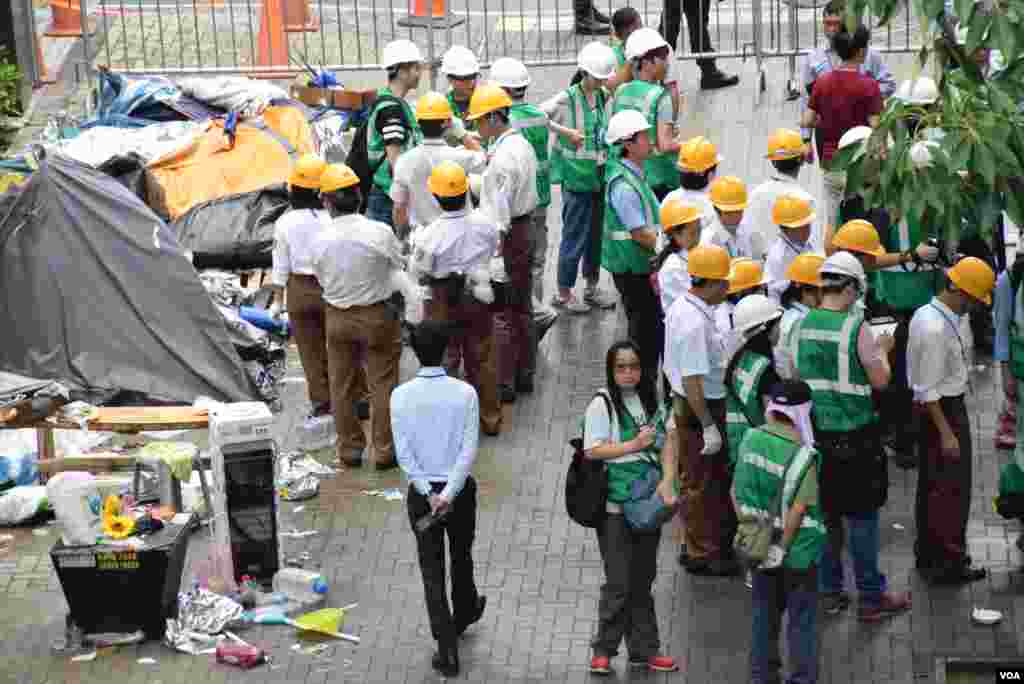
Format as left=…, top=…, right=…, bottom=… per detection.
left=391, top=320, right=487, bottom=677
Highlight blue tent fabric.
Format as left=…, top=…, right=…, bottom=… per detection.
left=88, top=69, right=224, bottom=128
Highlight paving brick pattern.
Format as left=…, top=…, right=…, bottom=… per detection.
left=2, top=55, right=1020, bottom=684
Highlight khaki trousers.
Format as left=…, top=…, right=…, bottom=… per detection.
left=286, top=275, right=330, bottom=408
left=325, top=300, right=401, bottom=466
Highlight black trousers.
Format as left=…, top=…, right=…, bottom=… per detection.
left=407, top=477, right=480, bottom=645
left=876, top=313, right=918, bottom=461
left=660, top=0, right=716, bottom=71
left=612, top=272, right=664, bottom=383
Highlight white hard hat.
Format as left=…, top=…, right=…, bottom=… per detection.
left=894, top=76, right=938, bottom=105
left=440, top=45, right=480, bottom=76
left=606, top=109, right=651, bottom=145
left=382, top=39, right=423, bottom=69
left=837, top=125, right=873, bottom=150
left=625, top=27, right=669, bottom=61
left=578, top=42, right=617, bottom=80
left=819, top=251, right=867, bottom=289
left=733, top=294, right=783, bottom=335
left=489, top=57, right=531, bottom=89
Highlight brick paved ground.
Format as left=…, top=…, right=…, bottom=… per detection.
left=2, top=52, right=1022, bottom=684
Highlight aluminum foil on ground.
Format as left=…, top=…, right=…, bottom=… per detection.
left=171, top=587, right=243, bottom=635
left=279, top=474, right=319, bottom=501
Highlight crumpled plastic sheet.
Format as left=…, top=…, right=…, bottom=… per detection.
left=276, top=451, right=337, bottom=501
left=279, top=474, right=318, bottom=501
left=49, top=121, right=204, bottom=168
left=200, top=271, right=251, bottom=308
left=163, top=620, right=225, bottom=655
left=177, top=77, right=288, bottom=119
left=168, top=587, right=243, bottom=637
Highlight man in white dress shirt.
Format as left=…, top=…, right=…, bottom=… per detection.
left=764, top=195, right=816, bottom=301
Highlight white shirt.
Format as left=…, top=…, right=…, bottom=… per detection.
left=271, top=208, right=330, bottom=286
left=705, top=225, right=749, bottom=259
left=764, top=234, right=812, bottom=302
left=715, top=300, right=739, bottom=357
left=311, top=213, right=404, bottom=309
left=775, top=302, right=811, bottom=380
left=658, top=251, right=690, bottom=312
left=389, top=139, right=488, bottom=229
left=742, top=176, right=821, bottom=262
left=662, top=187, right=719, bottom=251
left=907, top=297, right=969, bottom=402
left=409, top=208, right=500, bottom=280
left=476, top=129, right=539, bottom=233
left=664, top=291, right=727, bottom=399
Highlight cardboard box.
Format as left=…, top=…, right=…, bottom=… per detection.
left=290, top=85, right=377, bottom=110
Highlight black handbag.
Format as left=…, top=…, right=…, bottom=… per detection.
left=565, top=393, right=612, bottom=528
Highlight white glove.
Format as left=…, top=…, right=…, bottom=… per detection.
left=760, top=544, right=785, bottom=569
left=268, top=301, right=283, bottom=319
left=915, top=242, right=940, bottom=263
left=700, top=423, right=723, bottom=456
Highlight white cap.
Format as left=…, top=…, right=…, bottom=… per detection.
left=440, top=45, right=480, bottom=77
left=733, top=294, right=783, bottom=335
left=606, top=109, right=651, bottom=145
left=819, top=251, right=867, bottom=289
left=894, top=76, right=938, bottom=105
left=578, top=42, right=617, bottom=80
left=625, top=27, right=669, bottom=61
left=382, top=39, right=423, bottom=69
left=489, top=57, right=531, bottom=89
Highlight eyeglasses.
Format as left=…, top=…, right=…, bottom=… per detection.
left=615, top=363, right=643, bottom=371
left=448, top=74, right=479, bottom=82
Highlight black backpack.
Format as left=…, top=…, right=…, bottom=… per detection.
left=345, top=94, right=404, bottom=210
left=565, top=392, right=612, bottom=528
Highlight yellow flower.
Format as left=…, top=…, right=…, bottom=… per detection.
left=103, top=515, right=135, bottom=539
left=102, top=495, right=122, bottom=518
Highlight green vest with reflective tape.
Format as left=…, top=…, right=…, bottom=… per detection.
left=794, top=309, right=876, bottom=432
left=610, top=80, right=679, bottom=191
left=875, top=214, right=941, bottom=312
left=594, top=392, right=660, bottom=503
left=551, top=85, right=608, bottom=193
left=733, top=427, right=826, bottom=570
left=612, top=43, right=625, bottom=67
left=1011, top=278, right=1024, bottom=380
left=368, top=88, right=422, bottom=193
left=447, top=91, right=476, bottom=134
left=509, top=103, right=551, bottom=208
left=602, top=159, right=658, bottom=275
left=726, top=351, right=771, bottom=467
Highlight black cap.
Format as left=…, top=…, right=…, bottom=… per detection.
left=768, top=380, right=812, bottom=406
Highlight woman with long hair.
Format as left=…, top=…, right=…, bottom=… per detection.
left=582, top=340, right=679, bottom=676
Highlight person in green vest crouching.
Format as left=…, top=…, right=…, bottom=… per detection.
left=603, top=109, right=664, bottom=383
left=792, top=251, right=911, bottom=621
left=732, top=380, right=825, bottom=684
left=366, top=40, right=425, bottom=228
left=614, top=27, right=682, bottom=201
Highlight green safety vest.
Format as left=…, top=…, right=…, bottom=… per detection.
left=446, top=91, right=476, bottom=133
left=509, top=103, right=551, bottom=208
left=733, top=427, right=826, bottom=570
left=612, top=43, right=625, bottom=67
left=1011, top=277, right=1024, bottom=380
left=874, top=214, right=941, bottom=312
left=367, top=88, right=422, bottom=194
left=602, top=159, right=658, bottom=275
left=726, top=351, right=772, bottom=467
left=551, top=85, right=608, bottom=193
left=610, top=80, right=679, bottom=191
left=604, top=393, right=660, bottom=503
left=794, top=309, right=876, bottom=432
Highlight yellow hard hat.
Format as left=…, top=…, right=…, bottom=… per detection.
left=832, top=219, right=884, bottom=256
left=688, top=244, right=731, bottom=280
left=784, top=253, right=826, bottom=286
left=465, top=82, right=513, bottom=120
left=709, top=175, right=747, bottom=211
left=659, top=198, right=703, bottom=233
left=765, top=129, right=806, bottom=161
left=772, top=194, right=815, bottom=228
left=289, top=154, right=327, bottom=189
left=678, top=136, right=721, bottom=173
left=947, top=256, right=996, bottom=305
left=428, top=161, right=469, bottom=198
left=415, top=91, right=453, bottom=121
left=319, top=163, right=360, bottom=193
left=728, top=258, right=766, bottom=294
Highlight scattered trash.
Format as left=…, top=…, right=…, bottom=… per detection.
left=343, top=658, right=353, bottom=667
left=299, top=552, right=312, bottom=561
left=137, top=657, right=157, bottom=665
left=972, top=607, right=1003, bottom=625
left=216, top=642, right=267, bottom=668
left=272, top=568, right=328, bottom=604
left=280, top=529, right=319, bottom=539
left=296, top=415, right=337, bottom=452
left=292, top=506, right=306, bottom=514
left=71, top=651, right=97, bottom=662
left=302, top=643, right=331, bottom=656
left=892, top=523, right=905, bottom=530
left=279, top=475, right=319, bottom=501
left=84, top=631, right=145, bottom=647
left=290, top=644, right=302, bottom=652
left=33, top=528, right=50, bottom=536
left=361, top=489, right=404, bottom=501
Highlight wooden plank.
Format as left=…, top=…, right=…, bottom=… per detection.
left=36, top=451, right=138, bottom=475
left=45, top=406, right=209, bottom=433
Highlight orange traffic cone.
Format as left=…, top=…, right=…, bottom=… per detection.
left=44, top=0, right=95, bottom=38
left=283, top=0, right=319, bottom=32
left=254, top=0, right=290, bottom=77
left=397, top=0, right=464, bottom=28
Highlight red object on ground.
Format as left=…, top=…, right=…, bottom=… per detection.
left=216, top=643, right=266, bottom=669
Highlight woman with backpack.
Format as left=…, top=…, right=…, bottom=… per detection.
left=582, top=340, right=679, bottom=677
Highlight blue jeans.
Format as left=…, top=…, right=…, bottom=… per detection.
left=751, top=566, right=818, bottom=684
left=819, top=510, right=887, bottom=606
left=557, top=189, right=602, bottom=290
left=366, top=188, right=394, bottom=228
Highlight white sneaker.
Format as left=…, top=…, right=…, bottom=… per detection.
left=551, top=293, right=591, bottom=314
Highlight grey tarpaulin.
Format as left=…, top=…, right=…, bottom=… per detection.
left=0, top=151, right=259, bottom=404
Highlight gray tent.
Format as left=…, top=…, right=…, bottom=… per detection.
left=0, top=151, right=259, bottom=404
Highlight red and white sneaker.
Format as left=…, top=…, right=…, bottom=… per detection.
left=629, top=655, right=680, bottom=672
left=589, top=655, right=612, bottom=675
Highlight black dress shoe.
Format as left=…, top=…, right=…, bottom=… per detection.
left=700, top=70, right=740, bottom=90
left=574, top=16, right=610, bottom=35
left=499, top=384, right=517, bottom=404
left=432, top=642, right=460, bottom=677
left=926, top=565, right=988, bottom=584
left=590, top=6, right=610, bottom=22
left=456, top=595, right=487, bottom=636
left=515, top=376, right=534, bottom=394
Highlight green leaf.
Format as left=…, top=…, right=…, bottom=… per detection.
left=993, top=15, right=1019, bottom=67
left=972, top=144, right=997, bottom=189
left=1008, top=184, right=1024, bottom=229
left=966, top=11, right=992, bottom=56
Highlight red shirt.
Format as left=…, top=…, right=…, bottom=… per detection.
left=809, top=68, right=882, bottom=164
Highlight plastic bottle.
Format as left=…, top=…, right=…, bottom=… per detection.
left=271, top=568, right=328, bottom=605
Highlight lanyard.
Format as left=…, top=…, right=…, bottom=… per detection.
left=928, top=302, right=971, bottom=393
left=781, top=235, right=806, bottom=257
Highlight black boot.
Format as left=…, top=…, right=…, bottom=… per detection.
left=432, top=641, right=460, bottom=677
left=574, top=0, right=609, bottom=34
left=700, top=67, right=740, bottom=90
left=591, top=5, right=610, bottom=22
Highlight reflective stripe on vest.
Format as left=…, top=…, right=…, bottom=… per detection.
left=511, top=115, right=549, bottom=130
left=609, top=230, right=633, bottom=241
left=796, top=316, right=873, bottom=396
